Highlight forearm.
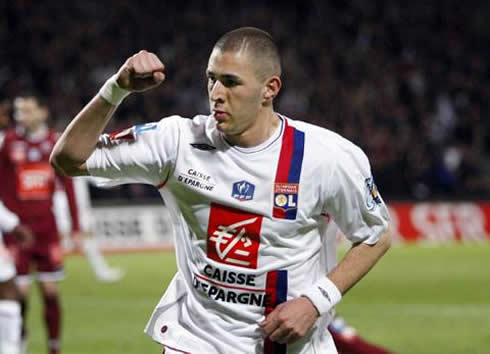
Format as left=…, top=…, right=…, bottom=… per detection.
left=328, top=228, right=392, bottom=294
left=50, top=94, right=118, bottom=176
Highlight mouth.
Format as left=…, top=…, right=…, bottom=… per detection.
left=212, top=110, right=228, bottom=121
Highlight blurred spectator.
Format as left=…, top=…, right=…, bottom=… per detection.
left=1, top=0, right=489, bottom=200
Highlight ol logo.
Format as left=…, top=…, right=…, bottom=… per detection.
left=232, top=180, right=255, bottom=201
left=274, top=183, right=299, bottom=211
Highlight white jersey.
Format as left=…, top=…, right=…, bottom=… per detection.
left=86, top=114, right=390, bottom=354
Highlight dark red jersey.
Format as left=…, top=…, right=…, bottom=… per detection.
left=0, top=126, right=80, bottom=238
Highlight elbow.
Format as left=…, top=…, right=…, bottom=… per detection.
left=49, top=151, right=84, bottom=177
left=379, top=226, right=393, bottom=254
left=49, top=151, right=70, bottom=176
left=49, top=152, right=66, bottom=175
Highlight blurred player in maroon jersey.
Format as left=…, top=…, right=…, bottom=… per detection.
left=0, top=95, right=81, bottom=354
left=0, top=99, right=35, bottom=354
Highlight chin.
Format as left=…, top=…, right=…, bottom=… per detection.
left=215, top=121, right=228, bottom=133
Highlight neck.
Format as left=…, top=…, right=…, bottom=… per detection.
left=24, top=124, right=48, bottom=140
left=225, top=110, right=280, bottom=148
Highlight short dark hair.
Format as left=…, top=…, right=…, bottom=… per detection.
left=213, top=27, right=281, bottom=80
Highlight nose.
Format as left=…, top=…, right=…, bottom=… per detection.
left=209, top=80, right=225, bottom=103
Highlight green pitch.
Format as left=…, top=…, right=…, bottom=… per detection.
left=25, top=243, right=490, bottom=354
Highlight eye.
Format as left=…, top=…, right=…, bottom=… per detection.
left=207, top=76, right=217, bottom=86
left=222, top=78, right=238, bottom=88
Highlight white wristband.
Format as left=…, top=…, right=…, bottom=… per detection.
left=301, top=277, right=342, bottom=315
left=98, top=74, right=130, bottom=106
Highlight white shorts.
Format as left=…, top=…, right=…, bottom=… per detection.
left=0, top=244, right=16, bottom=282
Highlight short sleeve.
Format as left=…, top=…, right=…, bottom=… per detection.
left=323, top=146, right=390, bottom=245
left=86, top=116, right=181, bottom=186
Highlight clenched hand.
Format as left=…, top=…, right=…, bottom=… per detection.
left=116, top=50, right=165, bottom=92
left=259, top=296, right=319, bottom=344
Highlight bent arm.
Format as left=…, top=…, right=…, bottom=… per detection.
left=328, top=227, right=391, bottom=294
left=50, top=95, right=117, bottom=176
left=50, top=50, right=165, bottom=177
left=259, top=229, right=391, bottom=344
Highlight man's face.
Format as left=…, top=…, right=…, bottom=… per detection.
left=14, top=97, right=48, bottom=131
left=206, top=48, right=265, bottom=137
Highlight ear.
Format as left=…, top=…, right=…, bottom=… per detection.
left=263, top=76, right=282, bottom=102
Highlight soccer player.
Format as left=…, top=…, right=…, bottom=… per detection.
left=0, top=100, right=33, bottom=354
left=0, top=95, right=81, bottom=354
left=51, top=27, right=391, bottom=353
left=0, top=101, right=26, bottom=354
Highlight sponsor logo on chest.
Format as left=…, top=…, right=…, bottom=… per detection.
left=16, top=162, right=55, bottom=200
left=177, top=168, right=216, bottom=191
left=207, top=203, right=262, bottom=269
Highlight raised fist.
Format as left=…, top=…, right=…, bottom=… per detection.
left=116, top=50, right=166, bottom=92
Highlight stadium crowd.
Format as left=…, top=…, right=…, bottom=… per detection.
left=1, top=0, right=489, bottom=200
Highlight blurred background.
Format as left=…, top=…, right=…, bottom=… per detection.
left=1, top=1, right=490, bottom=353
left=2, top=0, right=490, bottom=201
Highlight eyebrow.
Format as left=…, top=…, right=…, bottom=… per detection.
left=206, top=71, right=242, bottom=82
